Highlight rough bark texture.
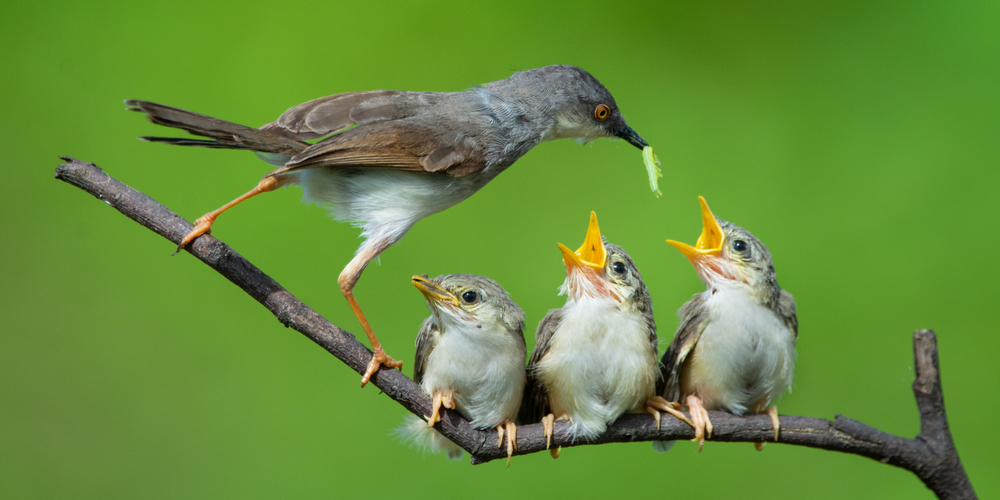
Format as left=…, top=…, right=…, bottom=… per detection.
left=55, top=158, right=975, bottom=499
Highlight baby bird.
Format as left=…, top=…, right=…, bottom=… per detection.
left=523, top=212, right=690, bottom=457
left=661, top=196, right=797, bottom=451
left=401, top=274, right=527, bottom=464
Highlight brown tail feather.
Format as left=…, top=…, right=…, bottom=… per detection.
left=125, top=100, right=307, bottom=156
left=138, top=137, right=255, bottom=149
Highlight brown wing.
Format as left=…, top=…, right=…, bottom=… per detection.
left=778, top=289, right=798, bottom=344
left=263, top=121, right=487, bottom=177
left=261, top=90, right=412, bottom=140
left=645, top=307, right=661, bottom=388
left=518, top=308, right=563, bottom=425
left=127, top=92, right=487, bottom=176
left=412, top=317, right=440, bottom=385
left=259, top=90, right=489, bottom=177
left=625, top=269, right=658, bottom=359
left=659, top=294, right=708, bottom=402
left=640, top=300, right=658, bottom=359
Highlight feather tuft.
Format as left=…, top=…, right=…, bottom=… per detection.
left=392, top=415, right=463, bottom=460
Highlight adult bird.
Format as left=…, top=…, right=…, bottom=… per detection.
left=400, top=274, right=526, bottom=464
left=523, top=212, right=690, bottom=457
left=125, top=65, right=649, bottom=386
left=661, top=196, right=797, bottom=451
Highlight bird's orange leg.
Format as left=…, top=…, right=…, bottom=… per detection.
left=644, top=395, right=695, bottom=429
left=426, top=389, right=456, bottom=428
left=175, top=175, right=288, bottom=254
left=686, top=395, right=713, bottom=452
left=755, top=405, right=781, bottom=451
left=339, top=244, right=403, bottom=387
left=496, top=419, right=517, bottom=467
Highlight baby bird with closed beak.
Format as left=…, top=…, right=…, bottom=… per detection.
left=661, top=196, right=797, bottom=451
left=401, top=274, right=527, bottom=464
left=523, top=212, right=691, bottom=457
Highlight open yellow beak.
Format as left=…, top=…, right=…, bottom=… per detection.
left=412, top=275, right=458, bottom=306
left=558, top=211, right=607, bottom=271
left=666, top=196, right=725, bottom=260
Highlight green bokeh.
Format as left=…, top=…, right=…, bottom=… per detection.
left=3, top=0, right=998, bottom=497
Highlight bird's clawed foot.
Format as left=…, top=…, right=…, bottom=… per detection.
left=541, top=414, right=555, bottom=450
left=644, top=396, right=695, bottom=429
left=542, top=413, right=570, bottom=459
left=754, top=405, right=780, bottom=451
left=360, top=347, right=403, bottom=387
left=175, top=214, right=215, bottom=254
left=496, top=419, right=517, bottom=467
left=686, top=395, right=713, bottom=452
left=343, top=281, right=402, bottom=388
left=425, top=389, right=456, bottom=428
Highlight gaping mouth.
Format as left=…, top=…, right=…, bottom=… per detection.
left=666, top=196, right=737, bottom=282
left=558, top=211, right=610, bottom=299
left=559, top=211, right=606, bottom=270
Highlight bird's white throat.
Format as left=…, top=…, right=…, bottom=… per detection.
left=543, top=111, right=606, bottom=143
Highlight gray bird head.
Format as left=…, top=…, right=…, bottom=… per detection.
left=557, top=212, right=653, bottom=313
left=412, top=274, right=526, bottom=337
left=667, top=196, right=782, bottom=306
left=485, top=65, right=648, bottom=149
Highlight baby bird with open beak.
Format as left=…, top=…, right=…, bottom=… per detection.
left=661, top=196, right=798, bottom=451
left=400, top=274, right=527, bottom=464
left=523, top=212, right=691, bottom=457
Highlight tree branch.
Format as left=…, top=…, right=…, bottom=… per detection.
left=55, top=157, right=975, bottom=499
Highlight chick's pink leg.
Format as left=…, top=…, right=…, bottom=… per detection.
left=686, top=395, right=713, bottom=452
left=644, top=395, right=695, bottom=429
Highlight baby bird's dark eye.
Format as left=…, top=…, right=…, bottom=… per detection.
left=612, top=261, right=626, bottom=274
left=733, top=240, right=748, bottom=252
left=461, top=291, right=478, bottom=303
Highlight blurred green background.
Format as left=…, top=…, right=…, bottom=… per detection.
left=2, top=0, right=998, bottom=498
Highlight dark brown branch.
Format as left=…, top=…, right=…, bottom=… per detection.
left=56, top=158, right=975, bottom=499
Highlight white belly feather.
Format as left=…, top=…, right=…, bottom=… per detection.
left=290, top=168, right=485, bottom=248
left=419, top=323, right=526, bottom=429
left=537, top=297, right=657, bottom=439
left=685, top=285, right=796, bottom=415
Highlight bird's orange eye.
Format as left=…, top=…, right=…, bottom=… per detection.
left=594, top=104, right=611, bottom=121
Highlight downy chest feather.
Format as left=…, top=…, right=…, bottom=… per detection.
left=537, top=297, right=657, bottom=438
left=420, top=324, right=525, bottom=429
left=685, top=285, right=796, bottom=414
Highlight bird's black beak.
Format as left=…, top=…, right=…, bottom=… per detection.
left=614, top=125, right=649, bottom=149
